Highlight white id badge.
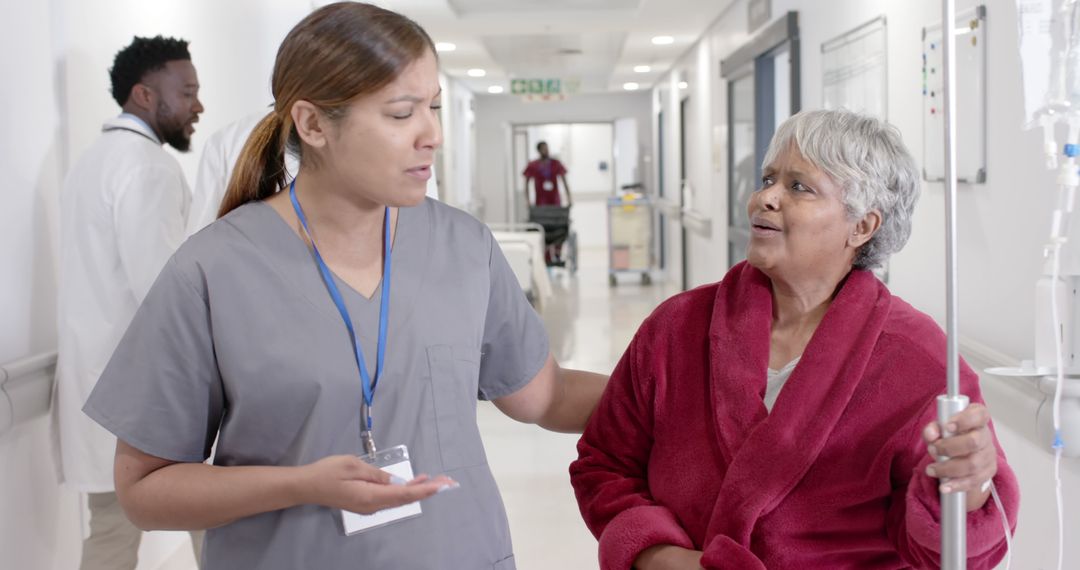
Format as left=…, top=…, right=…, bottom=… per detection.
left=340, top=445, right=422, bottom=535
left=542, top=180, right=555, bottom=191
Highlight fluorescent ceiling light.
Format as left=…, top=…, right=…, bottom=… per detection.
left=435, top=42, right=456, bottom=52
left=633, top=65, right=651, bottom=73
left=651, top=36, right=674, bottom=45
left=467, top=68, right=487, bottom=77
left=488, top=85, right=504, bottom=94
left=623, top=82, right=640, bottom=91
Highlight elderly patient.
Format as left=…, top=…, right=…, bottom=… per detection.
left=571, top=109, right=1018, bottom=569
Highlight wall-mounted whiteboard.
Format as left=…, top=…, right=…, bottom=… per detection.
left=922, top=5, right=987, bottom=183
left=822, top=17, right=888, bottom=120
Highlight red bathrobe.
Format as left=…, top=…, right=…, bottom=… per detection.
left=571, top=262, right=1018, bottom=569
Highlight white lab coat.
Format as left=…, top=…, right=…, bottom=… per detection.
left=54, top=115, right=190, bottom=492
left=186, top=111, right=270, bottom=235
left=187, top=110, right=440, bottom=235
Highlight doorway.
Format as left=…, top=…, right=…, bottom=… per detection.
left=721, top=11, right=801, bottom=267
left=509, top=122, right=621, bottom=251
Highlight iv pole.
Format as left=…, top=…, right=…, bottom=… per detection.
left=939, top=0, right=970, bottom=567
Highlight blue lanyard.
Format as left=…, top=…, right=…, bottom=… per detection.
left=288, top=180, right=392, bottom=434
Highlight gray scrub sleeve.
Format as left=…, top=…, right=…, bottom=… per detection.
left=83, top=255, right=224, bottom=463
left=476, top=233, right=550, bottom=401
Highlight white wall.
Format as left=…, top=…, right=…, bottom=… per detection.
left=439, top=73, right=477, bottom=213
left=1, top=0, right=75, bottom=568
left=614, top=117, right=640, bottom=191
left=525, top=123, right=614, bottom=195
left=566, top=123, right=615, bottom=250
left=657, top=0, right=1079, bottom=565
left=474, top=91, right=653, bottom=225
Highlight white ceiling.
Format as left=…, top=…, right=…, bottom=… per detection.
left=481, top=32, right=627, bottom=92
left=447, top=0, right=642, bottom=15
left=335, top=0, right=738, bottom=94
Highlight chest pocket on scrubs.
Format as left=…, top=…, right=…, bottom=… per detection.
left=427, top=345, right=485, bottom=471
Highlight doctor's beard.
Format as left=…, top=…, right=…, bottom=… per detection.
left=155, top=99, right=194, bottom=152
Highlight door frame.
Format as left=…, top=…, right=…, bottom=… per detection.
left=720, top=11, right=801, bottom=268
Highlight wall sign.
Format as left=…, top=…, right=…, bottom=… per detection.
left=749, top=0, right=772, bottom=33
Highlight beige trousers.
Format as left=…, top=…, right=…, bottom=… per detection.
left=80, top=492, right=205, bottom=570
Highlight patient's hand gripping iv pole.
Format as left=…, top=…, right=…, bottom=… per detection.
left=938, top=0, right=969, bottom=567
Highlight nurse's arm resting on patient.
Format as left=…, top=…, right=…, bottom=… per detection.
left=493, top=353, right=607, bottom=434
left=113, top=440, right=454, bottom=531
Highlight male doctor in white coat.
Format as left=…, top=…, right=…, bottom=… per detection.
left=55, top=35, right=204, bottom=570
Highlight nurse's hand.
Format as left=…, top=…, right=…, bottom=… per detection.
left=922, top=403, right=997, bottom=512
left=299, top=455, right=456, bottom=514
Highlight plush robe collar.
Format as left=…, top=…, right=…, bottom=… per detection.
left=703, top=261, right=892, bottom=554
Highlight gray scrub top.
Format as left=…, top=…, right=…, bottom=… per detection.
left=84, top=198, right=549, bottom=570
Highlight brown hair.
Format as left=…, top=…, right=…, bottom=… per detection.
left=218, top=2, right=435, bottom=217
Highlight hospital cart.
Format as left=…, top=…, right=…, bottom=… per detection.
left=607, top=195, right=653, bottom=286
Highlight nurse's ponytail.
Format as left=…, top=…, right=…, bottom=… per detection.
left=218, top=110, right=288, bottom=217
left=217, top=1, right=435, bottom=218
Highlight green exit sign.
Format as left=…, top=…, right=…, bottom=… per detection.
left=511, top=78, right=563, bottom=96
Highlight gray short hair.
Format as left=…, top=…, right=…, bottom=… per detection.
left=761, top=109, right=921, bottom=269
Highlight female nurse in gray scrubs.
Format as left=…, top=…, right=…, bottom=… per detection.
left=82, top=3, right=607, bottom=569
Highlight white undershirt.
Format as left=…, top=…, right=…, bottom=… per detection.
left=765, top=357, right=801, bottom=412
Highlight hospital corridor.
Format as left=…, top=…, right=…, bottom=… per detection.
left=3, top=0, right=1080, bottom=569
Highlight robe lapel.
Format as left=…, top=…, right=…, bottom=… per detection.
left=704, top=264, right=892, bottom=548
left=706, top=263, right=773, bottom=464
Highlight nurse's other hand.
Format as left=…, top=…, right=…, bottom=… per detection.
left=299, top=455, right=455, bottom=514
left=922, top=403, right=996, bottom=511
left=634, top=545, right=704, bottom=570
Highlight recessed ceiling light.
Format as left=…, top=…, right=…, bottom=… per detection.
left=633, top=65, right=651, bottom=73
left=623, top=82, right=640, bottom=91
left=435, top=42, right=457, bottom=52
left=651, top=35, right=675, bottom=45
left=488, top=85, right=504, bottom=94
left=467, top=68, right=487, bottom=77
left=678, top=81, right=689, bottom=89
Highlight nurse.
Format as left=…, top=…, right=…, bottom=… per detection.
left=83, top=3, right=606, bottom=569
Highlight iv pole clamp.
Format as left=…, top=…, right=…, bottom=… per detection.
left=939, top=0, right=968, bottom=567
